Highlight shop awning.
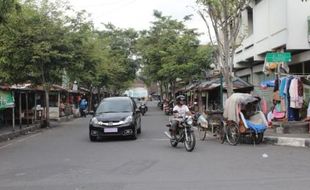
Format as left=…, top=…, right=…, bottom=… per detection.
left=0, top=90, right=14, bottom=110
left=197, top=77, right=253, bottom=91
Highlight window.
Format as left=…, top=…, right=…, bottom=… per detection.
left=240, top=75, right=250, bottom=83
left=97, top=99, right=132, bottom=113
left=247, top=7, right=253, bottom=36
left=255, top=0, right=262, bottom=4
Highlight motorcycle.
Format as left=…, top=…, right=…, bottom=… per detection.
left=163, top=101, right=173, bottom=115
left=139, top=103, right=147, bottom=116
left=164, top=114, right=196, bottom=152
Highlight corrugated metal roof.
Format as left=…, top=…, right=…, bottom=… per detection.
left=178, top=77, right=253, bottom=92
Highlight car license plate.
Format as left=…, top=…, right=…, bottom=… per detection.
left=104, top=128, right=118, bottom=133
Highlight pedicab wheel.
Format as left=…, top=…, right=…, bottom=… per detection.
left=217, top=123, right=226, bottom=144
left=226, top=122, right=240, bottom=146
left=252, top=133, right=264, bottom=144
left=197, top=124, right=207, bottom=141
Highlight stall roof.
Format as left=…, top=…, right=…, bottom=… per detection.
left=199, top=77, right=253, bottom=91
left=175, top=82, right=200, bottom=93
left=1, top=83, right=84, bottom=93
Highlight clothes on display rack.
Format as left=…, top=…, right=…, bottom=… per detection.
left=274, top=75, right=304, bottom=121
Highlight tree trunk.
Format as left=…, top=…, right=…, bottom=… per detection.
left=198, top=91, right=203, bottom=112
left=89, top=86, right=93, bottom=112
left=44, top=87, right=50, bottom=127
left=159, top=82, right=163, bottom=101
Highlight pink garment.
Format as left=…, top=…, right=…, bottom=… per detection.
left=289, top=78, right=303, bottom=108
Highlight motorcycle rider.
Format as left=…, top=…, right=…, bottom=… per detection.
left=79, top=96, right=88, bottom=117
left=170, top=95, right=191, bottom=139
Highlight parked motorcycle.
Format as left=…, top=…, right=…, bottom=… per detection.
left=164, top=115, right=196, bottom=152
left=163, top=101, right=173, bottom=115
left=157, top=101, right=163, bottom=110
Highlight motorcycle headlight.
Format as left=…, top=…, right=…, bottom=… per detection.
left=187, top=118, right=193, bottom=125
left=124, top=115, right=133, bottom=123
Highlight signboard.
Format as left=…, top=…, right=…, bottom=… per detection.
left=266, top=52, right=291, bottom=62
left=49, top=107, right=60, bottom=119
left=0, top=90, right=14, bottom=110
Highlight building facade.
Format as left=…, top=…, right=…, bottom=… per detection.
left=234, top=0, right=310, bottom=107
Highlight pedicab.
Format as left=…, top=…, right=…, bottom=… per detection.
left=223, top=93, right=268, bottom=145
left=196, top=110, right=225, bottom=143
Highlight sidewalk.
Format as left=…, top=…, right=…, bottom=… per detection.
left=263, top=127, right=310, bottom=148
left=0, top=115, right=75, bottom=143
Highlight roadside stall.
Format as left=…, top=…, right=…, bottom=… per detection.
left=261, top=52, right=310, bottom=133
left=0, top=88, right=15, bottom=129
left=195, top=77, right=254, bottom=112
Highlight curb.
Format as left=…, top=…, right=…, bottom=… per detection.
left=0, top=124, right=40, bottom=143
left=264, top=136, right=310, bottom=148
left=50, top=115, right=75, bottom=122
left=0, top=115, right=76, bottom=143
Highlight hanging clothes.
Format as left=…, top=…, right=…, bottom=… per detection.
left=274, top=75, right=279, bottom=92
left=279, top=77, right=287, bottom=98
left=289, top=78, right=303, bottom=109
left=297, top=78, right=303, bottom=96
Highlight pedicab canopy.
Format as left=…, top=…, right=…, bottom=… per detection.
left=223, top=93, right=259, bottom=123
left=0, top=90, right=14, bottom=110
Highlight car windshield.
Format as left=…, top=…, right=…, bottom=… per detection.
left=96, top=99, right=132, bottom=113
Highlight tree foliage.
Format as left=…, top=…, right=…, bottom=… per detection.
left=137, top=10, right=212, bottom=98
left=0, top=0, right=20, bottom=25
left=196, top=0, right=250, bottom=96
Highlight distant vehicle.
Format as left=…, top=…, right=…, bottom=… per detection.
left=89, top=96, right=141, bottom=141
left=132, top=97, right=148, bottom=116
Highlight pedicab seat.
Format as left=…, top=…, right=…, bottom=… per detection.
left=240, top=111, right=267, bottom=133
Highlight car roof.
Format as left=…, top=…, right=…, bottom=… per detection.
left=102, top=96, right=133, bottom=102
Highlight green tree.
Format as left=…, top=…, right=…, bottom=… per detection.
left=0, top=0, right=74, bottom=126
left=137, top=10, right=205, bottom=99
left=96, top=24, right=139, bottom=95
left=0, top=0, right=20, bottom=25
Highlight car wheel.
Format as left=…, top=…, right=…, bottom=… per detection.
left=137, top=127, right=141, bottom=134
left=137, top=120, right=142, bottom=134
left=131, top=127, right=137, bottom=140
left=89, top=131, right=97, bottom=142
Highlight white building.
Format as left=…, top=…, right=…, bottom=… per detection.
left=234, top=0, right=310, bottom=105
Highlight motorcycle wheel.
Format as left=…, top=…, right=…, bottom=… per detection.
left=184, top=131, right=196, bottom=152
left=217, top=124, right=226, bottom=144
left=226, top=122, right=240, bottom=146
left=197, top=124, right=206, bottom=141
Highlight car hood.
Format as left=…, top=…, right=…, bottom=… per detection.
left=94, top=112, right=132, bottom=122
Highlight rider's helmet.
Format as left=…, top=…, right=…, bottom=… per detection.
left=176, top=95, right=186, bottom=105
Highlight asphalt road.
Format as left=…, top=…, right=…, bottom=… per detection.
left=0, top=101, right=310, bottom=190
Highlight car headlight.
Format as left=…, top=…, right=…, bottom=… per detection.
left=90, top=117, right=99, bottom=125
left=124, top=116, right=133, bottom=123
